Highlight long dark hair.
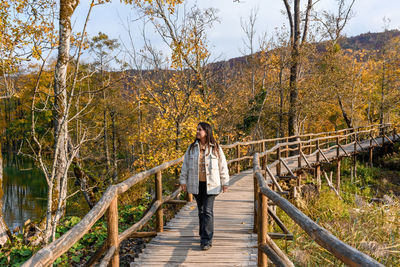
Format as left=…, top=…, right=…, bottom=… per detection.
left=189, top=122, right=220, bottom=157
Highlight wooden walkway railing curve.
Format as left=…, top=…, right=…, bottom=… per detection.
left=253, top=123, right=399, bottom=267
left=22, top=123, right=398, bottom=266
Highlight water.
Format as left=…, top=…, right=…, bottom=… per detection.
left=2, top=156, right=48, bottom=231
left=1, top=154, right=90, bottom=231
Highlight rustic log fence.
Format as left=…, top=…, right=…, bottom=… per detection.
left=253, top=123, right=398, bottom=267
left=22, top=123, right=398, bottom=266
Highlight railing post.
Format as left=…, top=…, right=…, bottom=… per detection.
left=155, top=171, right=163, bottom=232
left=107, top=195, right=119, bottom=267
left=336, top=136, right=340, bottom=158
left=262, top=153, right=268, bottom=174
left=297, top=141, right=302, bottom=168
left=257, top=191, right=268, bottom=267
left=369, top=131, right=373, bottom=167
left=253, top=172, right=259, bottom=233
left=354, top=130, right=357, bottom=153
left=236, top=144, right=240, bottom=173
left=336, top=136, right=341, bottom=193
left=285, top=137, right=289, bottom=157
left=276, top=146, right=281, bottom=177
left=381, top=125, right=385, bottom=146
left=261, top=142, right=267, bottom=170
left=353, top=132, right=357, bottom=182
left=316, top=139, right=320, bottom=163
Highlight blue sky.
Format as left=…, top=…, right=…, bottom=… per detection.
left=71, top=0, right=400, bottom=64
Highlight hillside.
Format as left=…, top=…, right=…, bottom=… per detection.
left=210, top=30, right=400, bottom=69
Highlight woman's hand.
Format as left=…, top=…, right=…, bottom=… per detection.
left=180, top=184, right=187, bottom=192
left=222, top=185, right=228, bottom=193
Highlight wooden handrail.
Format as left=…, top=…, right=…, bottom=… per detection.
left=23, top=124, right=397, bottom=266
left=252, top=122, right=399, bottom=267
left=253, top=153, right=385, bottom=266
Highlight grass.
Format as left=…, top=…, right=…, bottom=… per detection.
left=274, top=154, right=400, bottom=266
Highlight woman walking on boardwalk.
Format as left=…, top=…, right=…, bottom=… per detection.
left=179, top=122, right=230, bottom=250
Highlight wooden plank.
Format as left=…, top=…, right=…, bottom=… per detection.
left=133, top=170, right=257, bottom=266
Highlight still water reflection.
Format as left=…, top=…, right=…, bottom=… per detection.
left=2, top=156, right=48, bottom=230
left=2, top=155, right=88, bottom=231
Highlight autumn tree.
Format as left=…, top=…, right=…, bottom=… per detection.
left=89, top=32, right=120, bottom=180
left=282, top=0, right=313, bottom=137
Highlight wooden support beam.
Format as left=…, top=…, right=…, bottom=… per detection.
left=259, top=244, right=290, bottom=267
left=276, top=146, right=281, bottom=177
left=155, top=171, right=163, bottom=232
left=336, top=159, right=341, bottom=194
left=99, top=246, right=116, bottom=267
left=356, top=140, right=365, bottom=151
left=383, top=134, right=394, bottom=144
left=338, top=144, right=350, bottom=157
left=323, top=172, right=342, bottom=199
left=297, top=142, right=302, bottom=168
left=264, top=234, right=295, bottom=267
left=258, top=192, right=268, bottom=267
left=265, top=166, right=283, bottom=192
left=107, top=196, right=119, bottom=267
left=279, top=158, right=296, bottom=177
left=268, top=207, right=290, bottom=234
left=369, top=146, right=373, bottom=167
left=371, top=136, right=380, bottom=146
left=318, top=149, right=330, bottom=163
left=165, top=199, right=187, bottom=205
left=258, top=185, right=384, bottom=267
left=128, top=232, right=157, bottom=238
left=253, top=172, right=259, bottom=234
left=300, top=151, right=312, bottom=169
left=315, top=164, right=321, bottom=190
left=276, top=191, right=289, bottom=195
left=336, top=136, right=340, bottom=158
left=316, top=139, right=320, bottom=162
left=268, top=233, right=294, bottom=240
left=236, top=144, right=240, bottom=173
left=285, top=137, right=289, bottom=158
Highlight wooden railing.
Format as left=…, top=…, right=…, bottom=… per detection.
left=252, top=123, right=399, bottom=267
left=22, top=123, right=397, bottom=266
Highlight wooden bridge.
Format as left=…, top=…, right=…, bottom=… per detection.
left=23, top=124, right=399, bottom=267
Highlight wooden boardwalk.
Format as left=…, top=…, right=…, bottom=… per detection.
left=131, top=170, right=257, bottom=267
left=130, top=134, right=399, bottom=267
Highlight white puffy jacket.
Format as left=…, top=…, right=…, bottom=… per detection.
left=179, top=141, right=230, bottom=195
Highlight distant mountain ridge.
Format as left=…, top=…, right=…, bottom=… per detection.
left=210, top=30, right=400, bottom=69
left=339, top=30, right=400, bottom=51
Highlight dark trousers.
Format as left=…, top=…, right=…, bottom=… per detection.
left=193, top=181, right=217, bottom=245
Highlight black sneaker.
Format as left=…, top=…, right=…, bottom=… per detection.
left=201, top=243, right=212, bottom=250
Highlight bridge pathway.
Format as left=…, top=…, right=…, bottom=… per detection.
left=131, top=134, right=399, bottom=267
left=131, top=170, right=257, bottom=267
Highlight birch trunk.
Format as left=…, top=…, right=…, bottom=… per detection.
left=44, top=0, right=80, bottom=243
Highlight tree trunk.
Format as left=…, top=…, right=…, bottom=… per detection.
left=103, top=90, right=110, bottom=170
left=45, top=0, right=80, bottom=243
left=287, top=0, right=301, bottom=137
left=111, top=111, right=118, bottom=182
left=279, top=65, right=284, bottom=138
left=337, top=95, right=352, bottom=128
left=379, top=58, right=385, bottom=125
